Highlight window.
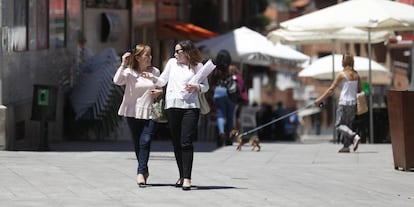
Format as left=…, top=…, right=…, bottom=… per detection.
left=27, top=0, right=49, bottom=50
left=11, top=0, right=66, bottom=51
left=36, top=0, right=49, bottom=50
left=13, top=0, right=28, bottom=51
left=49, top=0, right=66, bottom=48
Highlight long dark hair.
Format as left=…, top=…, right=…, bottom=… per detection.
left=210, top=49, right=232, bottom=86
left=215, top=49, right=232, bottom=73
left=177, top=40, right=202, bottom=69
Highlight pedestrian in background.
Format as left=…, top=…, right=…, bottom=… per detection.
left=142, top=40, right=209, bottom=190
left=113, top=44, right=162, bottom=187
left=272, top=102, right=287, bottom=140
left=314, top=52, right=361, bottom=153
left=228, top=65, right=249, bottom=131
left=77, top=34, right=94, bottom=64
left=284, top=110, right=303, bottom=141
left=210, top=50, right=235, bottom=146
left=255, top=103, right=273, bottom=140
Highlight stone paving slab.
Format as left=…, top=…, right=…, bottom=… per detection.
left=0, top=140, right=413, bottom=207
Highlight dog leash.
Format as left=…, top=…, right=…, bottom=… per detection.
left=237, top=103, right=317, bottom=138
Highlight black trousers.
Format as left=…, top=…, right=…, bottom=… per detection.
left=166, top=108, right=199, bottom=179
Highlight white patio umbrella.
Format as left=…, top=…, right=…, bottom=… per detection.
left=299, top=54, right=391, bottom=85
left=268, top=27, right=394, bottom=142
left=280, top=0, right=414, bottom=32
left=268, top=27, right=393, bottom=45
left=195, top=26, right=309, bottom=66
left=278, top=0, right=414, bottom=143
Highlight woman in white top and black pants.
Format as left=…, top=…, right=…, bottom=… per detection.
left=113, top=44, right=161, bottom=187
left=314, top=52, right=362, bottom=153
left=143, top=40, right=209, bottom=190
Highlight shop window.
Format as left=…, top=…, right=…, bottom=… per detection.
left=12, top=0, right=53, bottom=51
left=49, top=0, right=66, bottom=48
left=13, top=0, right=28, bottom=51
left=35, top=0, right=49, bottom=50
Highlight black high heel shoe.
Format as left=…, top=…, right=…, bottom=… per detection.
left=175, top=178, right=183, bottom=188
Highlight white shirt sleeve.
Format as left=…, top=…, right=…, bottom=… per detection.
left=155, top=58, right=174, bottom=87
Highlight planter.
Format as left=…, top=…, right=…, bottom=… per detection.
left=386, top=90, right=414, bottom=171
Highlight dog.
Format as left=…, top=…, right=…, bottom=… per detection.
left=229, top=129, right=261, bottom=152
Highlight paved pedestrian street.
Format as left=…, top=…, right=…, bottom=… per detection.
left=0, top=140, right=413, bottom=207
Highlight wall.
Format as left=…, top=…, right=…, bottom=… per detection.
left=1, top=48, right=75, bottom=150
left=84, top=8, right=130, bottom=55
left=0, top=0, right=81, bottom=150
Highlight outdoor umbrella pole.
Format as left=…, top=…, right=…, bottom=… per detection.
left=275, top=0, right=414, bottom=143
left=331, top=40, right=337, bottom=143
left=368, top=28, right=374, bottom=144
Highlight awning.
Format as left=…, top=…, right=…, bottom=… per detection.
left=158, top=20, right=218, bottom=41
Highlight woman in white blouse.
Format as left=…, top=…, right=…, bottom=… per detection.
left=142, top=40, right=210, bottom=191
left=113, top=44, right=162, bottom=187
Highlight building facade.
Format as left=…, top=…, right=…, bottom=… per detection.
left=1, top=0, right=260, bottom=150
left=0, top=0, right=82, bottom=150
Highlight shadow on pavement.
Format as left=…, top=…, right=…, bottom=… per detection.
left=141, top=184, right=238, bottom=190
left=50, top=140, right=218, bottom=152
left=193, top=186, right=239, bottom=190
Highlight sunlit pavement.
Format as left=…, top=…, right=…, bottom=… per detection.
left=0, top=136, right=413, bottom=207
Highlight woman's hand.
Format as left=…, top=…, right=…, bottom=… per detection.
left=120, top=52, right=131, bottom=68
left=185, top=83, right=199, bottom=92
left=314, top=100, right=325, bottom=108
left=141, top=72, right=154, bottom=79
left=141, top=72, right=158, bottom=83
left=150, top=88, right=163, bottom=99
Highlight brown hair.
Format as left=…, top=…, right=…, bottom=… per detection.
left=130, top=44, right=151, bottom=72
left=177, top=40, right=202, bottom=69
left=342, top=52, right=354, bottom=68
left=229, top=65, right=240, bottom=75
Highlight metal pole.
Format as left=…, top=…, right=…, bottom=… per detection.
left=410, top=45, right=414, bottom=90
left=38, top=118, right=49, bottom=151
left=331, top=40, right=337, bottom=143
left=368, top=28, right=374, bottom=144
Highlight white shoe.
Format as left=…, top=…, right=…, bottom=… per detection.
left=182, top=178, right=191, bottom=191
left=353, top=135, right=361, bottom=152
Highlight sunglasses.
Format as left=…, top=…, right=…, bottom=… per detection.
left=174, top=49, right=184, bottom=54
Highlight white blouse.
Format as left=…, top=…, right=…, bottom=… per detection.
left=113, top=66, right=160, bottom=119
left=155, top=58, right=209, bottom=109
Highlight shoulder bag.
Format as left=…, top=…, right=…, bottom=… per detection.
left=356, top=91, right=368, bottom=115
left=151, top=91, right=168, bottom=123
left=198, top=90, right=210, bottom=115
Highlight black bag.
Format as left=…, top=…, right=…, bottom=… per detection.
left=226, top=75, right=241, bottom=103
